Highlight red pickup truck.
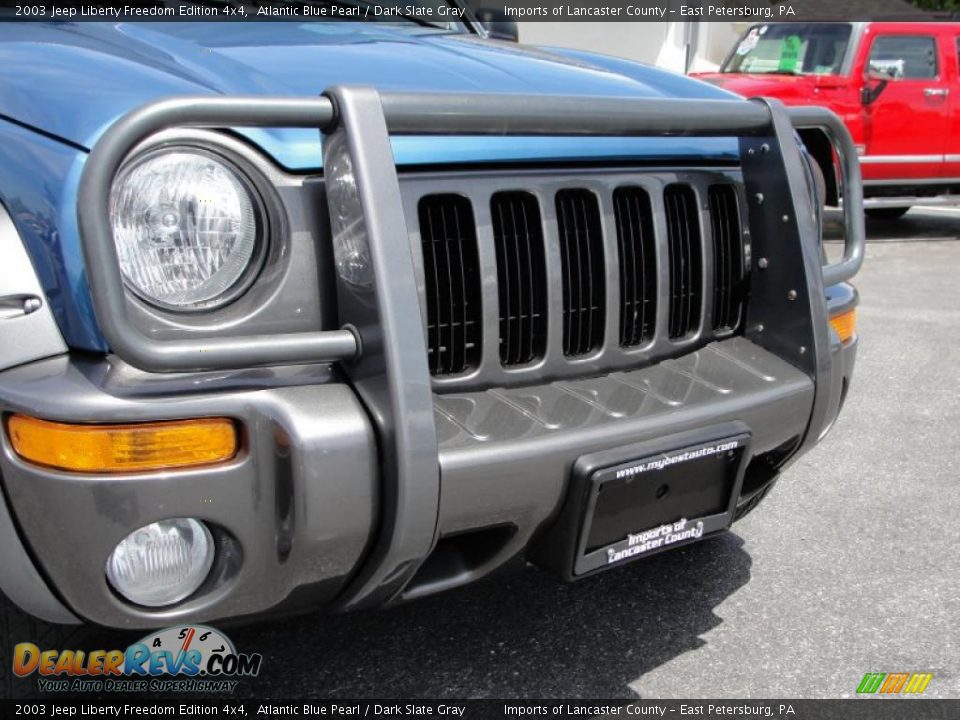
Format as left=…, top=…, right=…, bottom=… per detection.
left=694, top=21, right=960, bottom=219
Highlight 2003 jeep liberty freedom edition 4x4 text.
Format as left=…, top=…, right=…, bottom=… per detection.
left=0, top=13, right=863, bottom=646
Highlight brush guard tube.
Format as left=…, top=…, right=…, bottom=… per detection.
left=787, top=105, right=865, bottom=286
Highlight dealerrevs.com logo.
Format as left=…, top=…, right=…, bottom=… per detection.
left=13, top=625, right=262, bottom=693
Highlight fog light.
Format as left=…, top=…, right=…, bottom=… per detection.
left=106, top=518, right=214, bottom=607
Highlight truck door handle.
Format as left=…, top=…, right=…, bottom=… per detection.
left=924, top=88, right=949, bottom=97
left=0, top=294, right=43, bottom=320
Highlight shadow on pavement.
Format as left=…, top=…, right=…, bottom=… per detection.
left=5, top=530, right=753, bottom=700
left=226, top=532, right=752, bottom=699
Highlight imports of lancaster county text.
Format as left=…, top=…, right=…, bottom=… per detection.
left=499, top=3, right=795, bottom=18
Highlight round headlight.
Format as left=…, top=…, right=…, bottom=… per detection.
left=110, top=149, right=264, bottom=310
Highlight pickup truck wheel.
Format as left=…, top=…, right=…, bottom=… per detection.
left=733, top=481, right=777, bottom=523
left=1, top=591, right=85, bottom=698
left=865, top=207, right=910, bottom=220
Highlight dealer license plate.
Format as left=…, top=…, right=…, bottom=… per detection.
left=572, top=432, right=750, bottom=577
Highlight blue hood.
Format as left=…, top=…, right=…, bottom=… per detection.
left=0, top=22, right=742, bottom=168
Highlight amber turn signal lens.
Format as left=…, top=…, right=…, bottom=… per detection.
left=5, top=416, right=238, bottom=473
left=829, top=309, right=857, bottom=344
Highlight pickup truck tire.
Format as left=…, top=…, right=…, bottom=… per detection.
left=865, top=207, right=910, bottom=220
left=733, top=481, right=777, bottom=523
left=0, top=590, right=85, bottom=698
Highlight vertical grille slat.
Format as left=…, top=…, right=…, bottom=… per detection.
left=494, top=200, right=513, bottom=362
left=664, top=185, right=703, bottom=339
left=579, top=194, right=596, bottom=354
left=440, top=205, right=456, bottom=369
left=425, top=203, right=443, bottom=370
left=556, top=189, right=605, bottom=357
left=708, top=185, right=745, bottom=332
left=613, top=186, right=657, bottom=347
left=451, top=204, right=470, bottom=370
left=491, top=192, right=547, bottom=366
left=521, top=203, right=537, bottom=362
left=509, top=201, right=522, bottom=361
left=418, top=194, right=482, bottom=376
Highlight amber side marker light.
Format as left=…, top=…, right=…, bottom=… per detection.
left=5, top=416, right=238, bottom=473
left=829, top=308, right=857, bottom=344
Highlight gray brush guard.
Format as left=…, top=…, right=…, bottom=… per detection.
left=0, top=89, right=863, bottom=628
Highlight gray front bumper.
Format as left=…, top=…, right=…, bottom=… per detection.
left=0, top=359, right=377, bottom=628
left=0, top=334, right=854, bottom=629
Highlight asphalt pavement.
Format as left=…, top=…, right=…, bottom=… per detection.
left=217, top=207, right=960, bottom=699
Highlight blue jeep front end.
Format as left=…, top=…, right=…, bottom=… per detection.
left=0, top=20, right=862, bottom=630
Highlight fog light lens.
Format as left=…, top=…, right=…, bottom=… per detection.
left=106, top=518, right=214, bottom=607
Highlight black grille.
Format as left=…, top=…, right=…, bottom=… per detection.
left=708, top=185, right=745, bottom=332
left=664, top=185, right=703, bottom=339
left=418, top=194, right=483, bottom=376
left=491, top=192, right=548, bottom=366
left=555, top=189, right=606, bottom=357
left=613, top=186, right=657, bottom=347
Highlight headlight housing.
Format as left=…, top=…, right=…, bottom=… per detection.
left=110, top=149, right=266, bottom=311
left=326, top=138, right=373, bottom=289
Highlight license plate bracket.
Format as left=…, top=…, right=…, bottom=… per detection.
left=530, top=423, right=752, bottom=580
